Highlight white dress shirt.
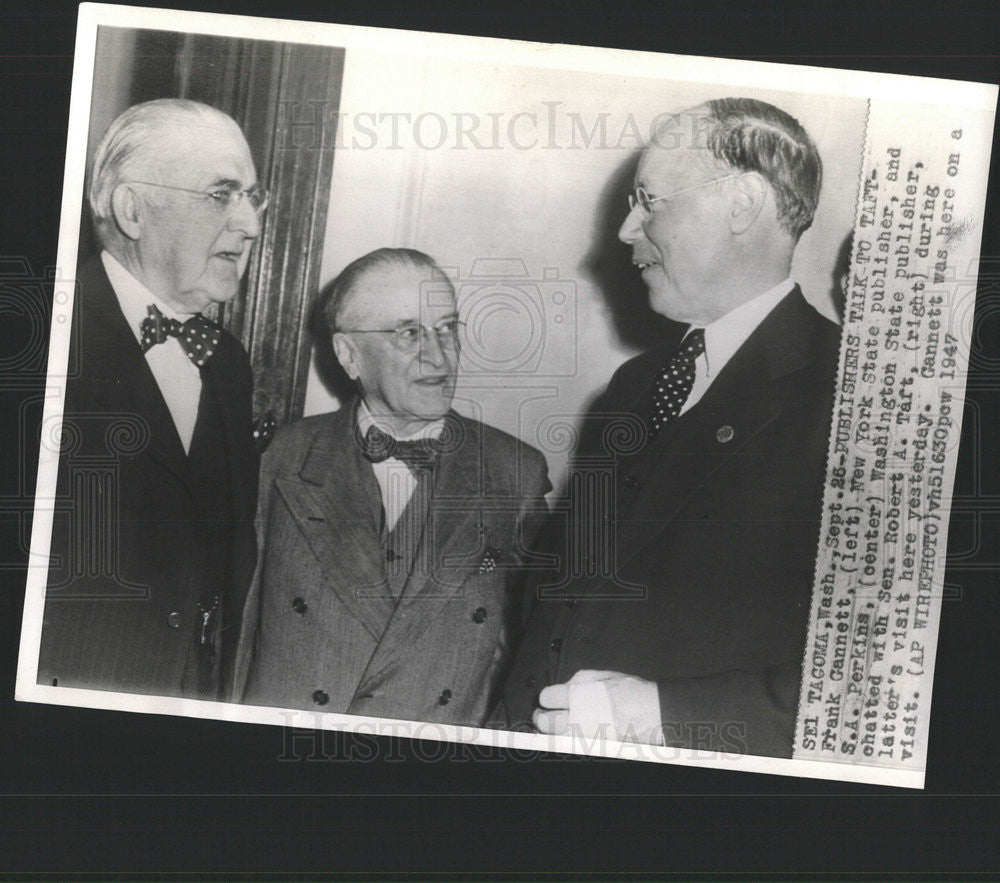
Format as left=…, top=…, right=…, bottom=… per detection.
left=679, top=278, right=794, bottom=415
left=357, top=400, right=445, bottom=532
left=102, top=251, right=203, bottom=453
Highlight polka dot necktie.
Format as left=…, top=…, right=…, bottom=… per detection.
left=648, top=328, right=705, bottom=437
left=139, top=304, right=221, bottom=367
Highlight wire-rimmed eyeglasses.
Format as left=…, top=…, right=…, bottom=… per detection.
left=127, top=180, right=270, bottom=215
left=339, top=318, right=465, bottom=354
left=627, top=174, right=739, bottom=216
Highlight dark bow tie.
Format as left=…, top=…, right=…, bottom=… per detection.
left=139, top=304, right=221, bottom=367
left=359, top=424, right=440, bottom=472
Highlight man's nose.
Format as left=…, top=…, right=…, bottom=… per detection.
left=417, top=328, right=447, bottom=368
left=618, top=203, right=643, bottom=244
left=229, top=196, right=261, bottom=239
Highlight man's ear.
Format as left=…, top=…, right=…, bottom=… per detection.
left=332, top=332, right=360, bottom=381
left=728, top=171, right=768, bottom=235
left=110, top=183, right=143, bottom=241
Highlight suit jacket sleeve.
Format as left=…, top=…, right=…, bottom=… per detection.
left=482, top=442, right=550, bottom=728
left=656, top=661, right=802, bottom=755
left=229, top=428, right=282, bottom=703
left=513, top=447, right=553, bottom=623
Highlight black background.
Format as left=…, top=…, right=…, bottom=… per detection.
left=1, top=1, right=998, bottom=878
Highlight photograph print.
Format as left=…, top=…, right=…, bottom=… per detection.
left=16, top=3, right=997, bottom=789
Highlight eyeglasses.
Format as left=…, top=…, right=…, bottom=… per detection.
left=340, top=318, right=465, bottom=354
left=628, top=174, right=739, bottom=216
left=127, top=181, right=270, bottom=215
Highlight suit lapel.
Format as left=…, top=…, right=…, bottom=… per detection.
left=613, top=288, right=823, bottom=571
left=201, top=352, right=254, bottom=534
left=399, top=413, right=483, bottom=605
left=274, top=406, right=395, bottom=642
left=74, top=257, right=194, bottom=492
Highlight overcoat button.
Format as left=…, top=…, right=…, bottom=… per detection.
left=716, top=425, right=735, bottom=443
left=438, top=689, right=452, bottom=705
left=472, top=607, right=487, bottom=623
left=312, top=690, right=329, bottom=706
left=623, top=474, right=639, bottom=489
left=167, top=611, right=182, bottom=628
left=292, top=597, right=308, bottom=613
left=549, top=638, right=562, bottom=652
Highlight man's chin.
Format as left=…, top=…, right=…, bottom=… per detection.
left=416, top=403, right=453, bottom=422
left=202, top=261, right=247, bottom=300
left=409, top=396, right=454, bottom=423
left=201, top=284, right=242, bottom=308
left=646, top=282, right=695, bottom=323
left=646, top=286, right=677, bottom=319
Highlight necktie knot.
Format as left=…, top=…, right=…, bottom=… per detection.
left=648, top=328, right=705, bottom=438
left=359, top=424, right=439, bottom=472
left=140, top=304, right=221, bottom=367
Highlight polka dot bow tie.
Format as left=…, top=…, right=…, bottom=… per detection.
left=648, top=327, right=705, bottom=437
left=140, top=304, right=221, bottom=367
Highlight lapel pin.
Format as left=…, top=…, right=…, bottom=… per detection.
left=478, top=547, right=502, bottom=573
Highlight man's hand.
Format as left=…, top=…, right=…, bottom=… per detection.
left=531, top=669, right=662, bottom=745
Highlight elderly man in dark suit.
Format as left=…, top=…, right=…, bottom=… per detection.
left=234, top=248, right=550, bottom=726
left=505, top=97, right=841, bottom=757
left=38, top=99, right=263, bottom=699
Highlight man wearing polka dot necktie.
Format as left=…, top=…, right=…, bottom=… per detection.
left=508, top=98, right=841, bottom=758
left=39, top=99, right=263, bottom=702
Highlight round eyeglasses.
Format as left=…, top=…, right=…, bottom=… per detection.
left=127, top=180, right=269, bottom=215
left=340, top=318, right=465, bottom=354
left=627, top=173, right=739, bottom=216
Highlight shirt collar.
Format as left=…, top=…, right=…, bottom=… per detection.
left=101, top=250, right=189, bottom=345
left=356, top=398, right=445, bottom=441
left=688, top=278, right=794, bottom=378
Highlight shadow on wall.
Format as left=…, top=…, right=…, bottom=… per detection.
left=581, top=151, right=685, bottom=353
left=309, top=280, right=356, bottom=406
left=830, top=230, right=852, bottom=324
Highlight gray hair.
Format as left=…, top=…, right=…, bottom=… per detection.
left=698, top=98, right=823, bottom=240
left=88, top=98, right=233, bottom=243
left=320, top=248, right=449, bottom=334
